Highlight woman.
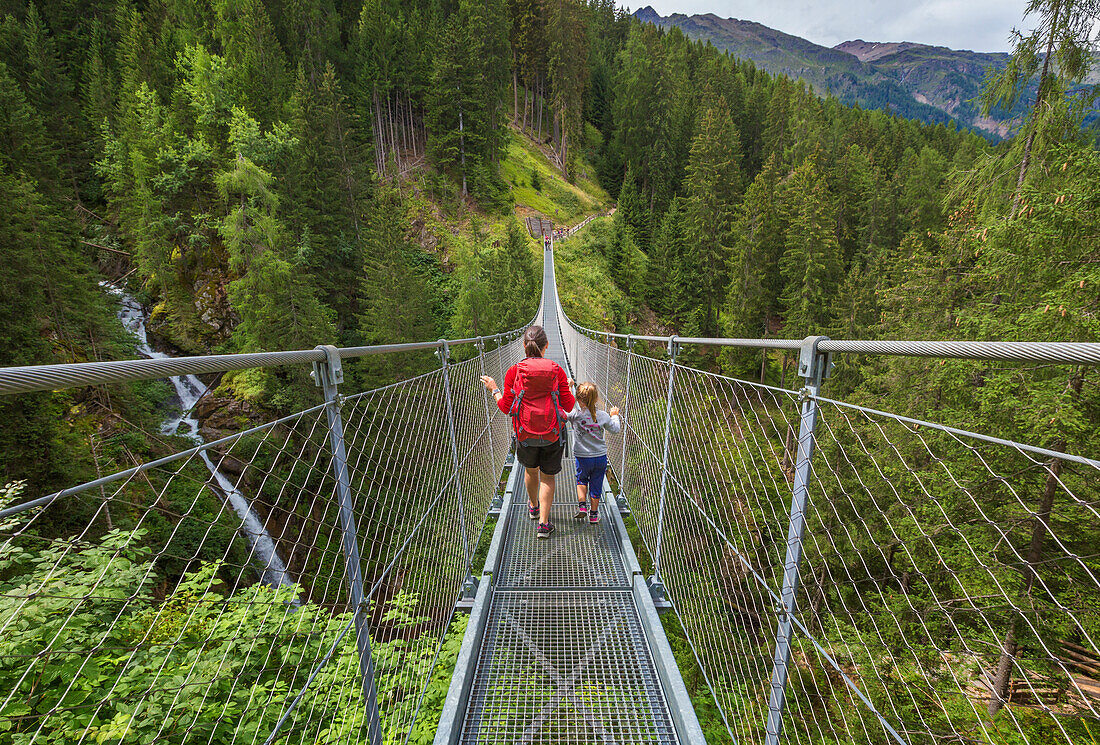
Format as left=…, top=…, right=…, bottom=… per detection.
left=481, top=325, right=575, bottom=539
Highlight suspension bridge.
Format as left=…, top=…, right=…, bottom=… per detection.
left=0, top=245, right=1098, bottom=745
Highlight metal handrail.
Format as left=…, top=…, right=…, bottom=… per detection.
left=563, top=319, right=1100, bottom=366
left=0, top=329, right=527, bottom=396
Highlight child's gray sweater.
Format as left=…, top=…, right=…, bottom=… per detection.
left=567, top=405, right=622, bottom=458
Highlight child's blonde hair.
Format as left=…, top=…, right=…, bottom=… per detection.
left=575, top=382, right=601, bottom=421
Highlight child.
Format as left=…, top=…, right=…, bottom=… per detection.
left=567, top=381, right=622, bottom=524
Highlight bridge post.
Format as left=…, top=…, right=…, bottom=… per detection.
left=617, top=335, right=634, bottom=513
left=438, top=340, right=473, bottom=579
left=763, top=336, right=833, bottom=745
left=650, top=335, right=679, bottom=593
left=312, top=345, right=382, bottom=745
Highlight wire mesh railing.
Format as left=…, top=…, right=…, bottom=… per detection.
left=559, top=308, right=1100, bottom=745
left=0, top=330, right=524, bottom=745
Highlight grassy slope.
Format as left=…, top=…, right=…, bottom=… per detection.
left=499, top=130, right=610, bottom=227
left=391, top=128, right=611, bottom=337
left=550, top=216, right=624, bottom=328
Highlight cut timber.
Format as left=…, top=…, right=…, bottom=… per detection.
left=1072, top=675, right=1100, bottom=702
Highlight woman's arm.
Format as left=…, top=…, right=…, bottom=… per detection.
left=481, top=366, right=517, bottom=414
left=556, top=366, right=576, bottom=412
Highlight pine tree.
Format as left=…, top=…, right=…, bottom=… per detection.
left=426, top=17, right=479, bottom=196
left=726, top=156, right=783, bottom=342
left=214, top=0, right=290, bottom=124
left=980, top=0, right=1099, bottom=211
left=546, top=0, right=586, bottom=177
left=358, top=192, right=443, bottom=384
left=217, top=152, right=335, bottom=356
left=649, top=197, right=687, bottom=316
left=615, top=166, right=649, bottom=249
left=778, top=157, right=841, bottom=338
left=682, top=98, right=742, bottom=337
left=285, top=62, right=369, bottom=328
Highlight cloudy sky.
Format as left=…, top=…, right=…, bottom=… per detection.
left=632, top=0, right=1033, bottom=53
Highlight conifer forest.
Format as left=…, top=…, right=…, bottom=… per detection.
left=0, top=0, right=1098, bottom=742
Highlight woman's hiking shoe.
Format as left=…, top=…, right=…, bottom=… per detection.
left=589, top=509, right=600, bottom=524
left=529, top=504, right=539, bottom=519
left=537, top=522, right=555, bottom=539
left=575, top=501, right=588, bottom=519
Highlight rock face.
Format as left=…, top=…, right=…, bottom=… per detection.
left=196, top=395, right=260, bottom=446
left=192, top=272, right=234, bottom=341
left=835, top=40, right=920, bottom=63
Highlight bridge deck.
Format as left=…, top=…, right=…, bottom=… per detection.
left=440, top=249, right=698, bottom=744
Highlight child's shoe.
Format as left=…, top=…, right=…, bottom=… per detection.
left=537, top=522, right=555, bottom=539
left=575, top=501, right=588, bottom=519
left=589, top=509, right=600, bottom=524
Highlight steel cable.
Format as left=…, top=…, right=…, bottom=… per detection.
left=0, top=332, right=524, bottom=744
left=558, top=310, right=1100, bottom=745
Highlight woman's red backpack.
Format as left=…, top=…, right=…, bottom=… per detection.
left=509, top=357, right=566, bottom=446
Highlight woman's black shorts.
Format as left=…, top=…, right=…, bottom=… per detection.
left=516, top=438, right=565, bottom=475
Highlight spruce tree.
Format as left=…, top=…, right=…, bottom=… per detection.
left=285, top=62, right=368, bottom=328
left=778, top=156, right=841, bottom=338
left=217, top=152, right=335, bottom=356
left=214, top=0, right=290, bottom=125
left=726, top=155, right=783, bottom=342
left=682, top=97, right=742, bottom=337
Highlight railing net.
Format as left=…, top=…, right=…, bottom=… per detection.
left=560, top=317, right=1100, bottom=745
left=0, top=338, right=522, bottom=745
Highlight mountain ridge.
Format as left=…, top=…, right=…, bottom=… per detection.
left=633, top=6, right=1022, bottom=138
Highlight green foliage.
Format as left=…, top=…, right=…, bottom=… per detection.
left=777, top=156, right=842, bottom=338
left=452, top=220, right=539, bottom=338
left=680, top=97, right=742, bottom=337
left=0, top=488, right=464, bottom=744
left=500, top=133, right=607, bottom=224
left=552, top=217, right=630, bottom=329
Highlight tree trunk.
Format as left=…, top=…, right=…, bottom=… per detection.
left=90, top=434, right=113, bottom=531
left=398, top=91, right=407, bottom=155
left=1013, top=0, right=1062, bottom=213
left=808, top=565, right=826, bottom=635
left=559, top=107, right=568, bottom=177
left=760, top=348, right=767, bottom=385
left=989, top=622, right=1020, bottom=716
left=537, top=76, right=544, bottom=141
left=989, top=369, right=1084, bottom=716
left=459, top=107, right=467, bottom=197
left=522, top=85, right=529, bottom=133
left=373, top=90, right=384, bottom=173
left=512, top=62, right=519, bottom=126
left=781, top=423, right=796, bottom=479
left=388, top=94, right=401, bottom=173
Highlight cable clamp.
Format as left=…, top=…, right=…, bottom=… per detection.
left=312, top=345, right=344, bottom=387
left=798, top=336, right=834, bottom=384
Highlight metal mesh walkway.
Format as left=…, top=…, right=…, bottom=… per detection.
left=452, top=249, right=683, bottom=744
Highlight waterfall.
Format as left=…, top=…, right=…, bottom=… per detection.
left=108, top=286, right=297, bottom=590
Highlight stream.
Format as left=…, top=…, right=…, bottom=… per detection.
left=108, top=286, right=296, bottom=590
